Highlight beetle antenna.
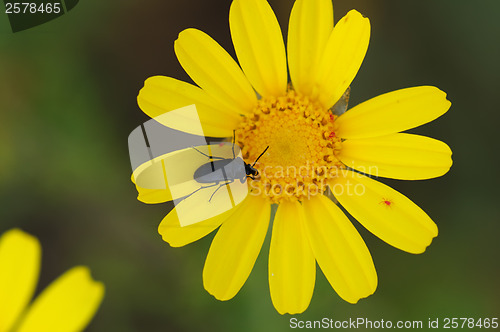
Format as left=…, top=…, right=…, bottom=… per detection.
left=252, top=146, right=269, bottom=167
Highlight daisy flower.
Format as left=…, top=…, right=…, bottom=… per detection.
left=133, top=0, right=452, bottom=314
left=0, top=229, right=104, bottom=332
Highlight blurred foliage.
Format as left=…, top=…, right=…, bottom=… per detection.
left=0, top=0, right=499, bottom=331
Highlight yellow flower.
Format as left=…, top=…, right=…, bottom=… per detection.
left=133, top=0, right=452, bottom=314
left=0, top=229, right=104, bottom=332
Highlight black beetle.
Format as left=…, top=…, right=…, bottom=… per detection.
left=187, top=134, right=269, bottom=202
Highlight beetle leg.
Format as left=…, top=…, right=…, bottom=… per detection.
left=191, top=146, right=225, bottom=160
left=183, top=182, right=220, bottom=201
left=209, top=180, right=234, bottom=202
left=232, top=130, right=236, bottom=159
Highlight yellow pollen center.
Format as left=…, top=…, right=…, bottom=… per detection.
left=236, top=89, right=343, bottom=203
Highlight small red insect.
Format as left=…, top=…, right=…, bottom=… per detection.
left=379, top=198, right=394, bottom=208
left=329, top=113, right=334, bottom=122
left=328, top=132, right=336, bottom=139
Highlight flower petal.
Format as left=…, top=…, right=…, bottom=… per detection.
left=302, top=195, right=377, bottom=303
left=269, top=201, right=315, bottom=315
left=131, top=173, right=172, bottom=204
left=339, top=133, right=453, bottom=180
left=336, top=86, right=452, bottom=139
left=230, top=0, right=287, bottom=97
left=137, top=76, right=240, bottom=137
left=314, top=10, right=370, bottom=109
left=331, top=170, right=438, bottom=254
left=287, top=0, right=333, bottom=96
left=159, top=195, right=245, bottom=248
left=131, top=154, right=185, bottom=203
left=16, top=266, right=104, bottom=332
left=0, top=229, right=40, bottom=332
left=203, top=195, right=270, bottom=300
left=174, top=29, right=257, bottom=115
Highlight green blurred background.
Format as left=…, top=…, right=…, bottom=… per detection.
left=1, top=0, right=499, bottom=331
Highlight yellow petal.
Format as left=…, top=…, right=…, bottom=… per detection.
left=203, top=195, right=270, bottom=300
left=174, top=29, right=257, bottom=115
left=0, top=229, right=40, bottom=332
left=336, top=86, right=452, bottom=139
left=269, top=201, right=315, bottom=315
left=131, top=173, right=172, bottom=204
left=314, top=10, right=370, bottom=109
left=159, top=195, right=245, bottom=247
left=331, top=170, right=438, bottom=254
left=230, top=0, right=287, bottom=97
left=287, top=0, right=333, bottom=96
left=302, top=196, right=377, bottom=303
left=339, top=133, right=453, bottom=180
left=16, top=266, right=104, bottom=332
left=131, top=155, right=178, bottom=201
left=137, top=76, right=240, bottom=137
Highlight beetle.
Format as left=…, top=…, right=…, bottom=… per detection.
left=186, top=133, right=269, bottom=202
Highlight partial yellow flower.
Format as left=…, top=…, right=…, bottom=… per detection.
left=134, top=0, right=452, bottom=314
left=0, top=229, right=104, bottom=332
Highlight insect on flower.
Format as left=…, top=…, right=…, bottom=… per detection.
left=379, top=198, right=394, bottom=208
left=128, top=104, right=263, bottom=227
left=130, top=0, right=453, bottom=315
left=189, top=132, right=269, bottom=202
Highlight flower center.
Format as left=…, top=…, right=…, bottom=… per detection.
left=236, top=89, right=343, bottom=203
